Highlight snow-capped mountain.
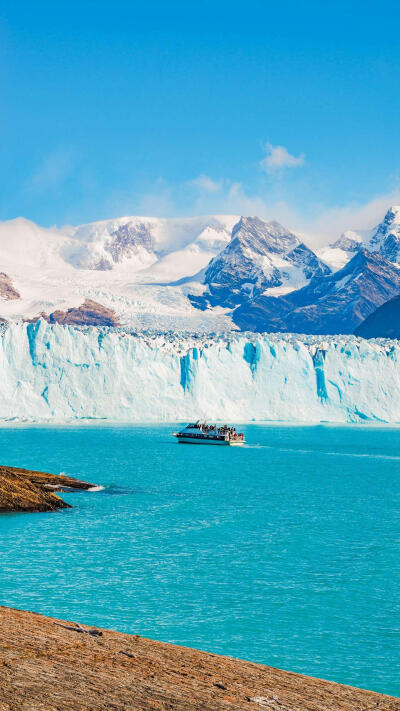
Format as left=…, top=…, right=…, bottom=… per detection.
left=0, top=215, right=238, bottom=331
left=368, top=205, right=400, bottom=261
left=229, top=207, right=400, bottom=334
left=1, top=206, right=400, bottom=335
left=190, top=216, right=330, bottom=309
left=63, top=215, right=236, bottom=277
left=64, top=219, right=157, bottom=271
left=317, top=231, right=369, bottom=271
left=233, top=248, right=400, bottom=334
left=318, top=206, right=400, bottom=271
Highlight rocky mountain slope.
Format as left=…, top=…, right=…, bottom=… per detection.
left=0, top=606, right=397, bottom=711
left=355, top=294, right=400, bottom=339
left=189, top=217, right=330, bottom=310
left=233, top=248, right=400, bottom=334
left=0, top=273, right=20, bottom=301
left=1, top=207, right=400, bottom=334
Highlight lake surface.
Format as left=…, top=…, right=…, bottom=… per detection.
left=0, top=424, right=399, bottom=696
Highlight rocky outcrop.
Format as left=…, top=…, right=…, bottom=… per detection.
left=0, top=465, right=95, bottom=512
left=28, top=299, right=119, bottom=327
left=0, top=606, right=397, bottom=711
left=49, top=299, right=119, bottom=327
left=233, top=248, right=400, bottom=334
left=106, top=221, right=153, bottom=263
left=24, top=311, right=51, bottom=324
left=65, top=218, right=157, bottom=271
left=0, top=272, right=20, bottom=300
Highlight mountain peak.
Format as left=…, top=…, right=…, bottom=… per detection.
left=189, top=216, right=330, bottom=310
left=231, top=216, right=299, bottom=255
left=331, top=230, right=364, bottom=253
left=367, top=205, right=400, bottom=261
left=383, top=205, right=400, bottom=222
left=325, top=206, right=400, bottom=270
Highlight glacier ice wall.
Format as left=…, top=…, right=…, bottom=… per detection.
left=1, top=320, right=400, bottom=422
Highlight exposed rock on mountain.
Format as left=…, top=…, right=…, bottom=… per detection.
left=233, top=248, right=400, bottom=334
left=0, top=273, right=20, bottom=300
left=27, top=300, right=119, bottom=327
left=368, top=206, right=400, bottom=261
left=64, top=219, right=157, bottom=271
left=63, top=215, right=237, bottom=276
left=321, top=207, right=400, bottom=273
left=354, top=294, right=400, bottom=339
left=49, top=299, right=119, bottom=327
left=190, top=217, right=330, bottom=309
left=331, top=232, right=364, bottom=253
left=106, top=222, right=153, bottom=263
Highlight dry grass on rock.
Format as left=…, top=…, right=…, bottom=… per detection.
left=0, top=465, right=94, bottom=512
left=0, top=606, right=398, bottom=711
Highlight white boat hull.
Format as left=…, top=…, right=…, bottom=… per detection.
left=175, top=436, right=244, bottom=445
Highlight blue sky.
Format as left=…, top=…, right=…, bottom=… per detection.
left=2, top=0, right=400, bottom=239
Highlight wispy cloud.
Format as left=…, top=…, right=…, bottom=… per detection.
left=123, top=178, right=400, bottom=248
left=187, top=174, right=222, bottom=192
left=26, top=149, right=76, bottom=193
left=85, top=144, right=400, bottom=249
left=304, top=191, right=400, bottom=243
left=260, top=142, right=305, bottom=174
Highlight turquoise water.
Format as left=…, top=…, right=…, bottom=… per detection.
left=0, top=424, right=399, bottom=696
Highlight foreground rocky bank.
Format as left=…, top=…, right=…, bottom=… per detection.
left=0, top=607, right=397, bottom=711
left=0, top=465, right=95, bottom=512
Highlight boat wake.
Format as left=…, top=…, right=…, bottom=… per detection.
left=260, top=446, right=400, bottom=461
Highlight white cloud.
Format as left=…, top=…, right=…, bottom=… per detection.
left=187, top=174, right=222, bottom=192
left=260, top=142, right=305, bottom=173
left=92, top=165, right=400, bottom=251
left=301, top=191, right=400, bottom=245
left=26, top=149, right=76, bottom=193
left=131, top=180, right=400, bottom=249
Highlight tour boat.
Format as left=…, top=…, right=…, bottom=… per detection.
left=173, top=421, right=245, bottom=445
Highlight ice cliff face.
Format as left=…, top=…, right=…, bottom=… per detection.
left=1, top=320, right=400, bottom=423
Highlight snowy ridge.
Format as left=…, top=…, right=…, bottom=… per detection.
left=193, top=217, right=330, bottom=309
left=0, top=215, right=238, bottom=329
left=1, top=320, right=400, bottom=423
left=2, top=207, right=400, bottom=334
left=318, top=206, right=400, bottom=271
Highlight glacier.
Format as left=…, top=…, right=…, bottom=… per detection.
left=0, top=320, right=400, bottom=423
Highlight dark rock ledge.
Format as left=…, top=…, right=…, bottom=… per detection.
left=0, top=464, right=96, bottom=512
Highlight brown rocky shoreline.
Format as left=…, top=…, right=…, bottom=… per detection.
left=0, top=606, right=398, bottom=711
left=0, top=464, right=95, bottom=512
